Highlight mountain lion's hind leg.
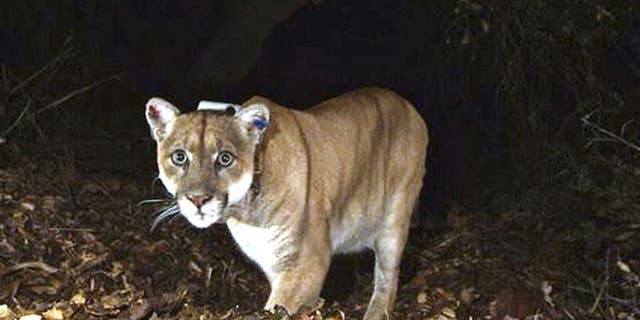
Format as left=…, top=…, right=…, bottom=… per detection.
left=364, top=191, right=418, bottom=320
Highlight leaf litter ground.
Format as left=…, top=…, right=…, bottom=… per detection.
left=0, top=159, right=638, bottom=320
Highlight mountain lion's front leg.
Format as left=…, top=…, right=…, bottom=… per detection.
left=264, top=247, right=331, bottom=313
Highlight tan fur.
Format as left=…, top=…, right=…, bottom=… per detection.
left=145, top=87, right=428, bottom=320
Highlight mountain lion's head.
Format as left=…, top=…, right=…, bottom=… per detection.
left=145, top=97, right=269, bottom=228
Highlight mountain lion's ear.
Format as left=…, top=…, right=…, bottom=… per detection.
left=145, top=97, right=180, bottom=141
left=235, top=103, right=270, bottom=143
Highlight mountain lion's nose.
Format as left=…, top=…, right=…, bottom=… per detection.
left=187, top=194, right=212, bottom=208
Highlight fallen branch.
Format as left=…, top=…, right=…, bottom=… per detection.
left=0, top=261, right=59, bottom=277
left=32, top=72, right=124, bottom=116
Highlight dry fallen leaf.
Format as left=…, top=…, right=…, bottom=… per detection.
left=19, top=315, right=42, bottom=320
left=127, top=299, right=152, bottom=320
left=460, top=287, right=477, bottom=305
left=100, top=295, right=124, bottom=310
left=440, top=307, right=456, bottom=319
left=70, top=290, right=87, bottom=305
left=100, top=289, right=135, bottom=310
left=29, top=285, right=58, bottom=295
left=41, top=196, right=65, bottom=211
left=481, top=19, right=490, bottom=32
left=110, top=261, right=124, bottom=276
left=12, top=211, right=24, bottom=222
left=417, top=291, right=428, bottom=304
left=541, top=281, right=554, bottom=307
left=435, top=287, right=455, bottom=301
left=42, top=307, right=64, bottom=320
left=617, top=260, right=632, bottom=273
left=20, top=201, right=36, bottom=211
left=0, top=305, right=13, bottom=320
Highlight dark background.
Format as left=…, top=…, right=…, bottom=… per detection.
left=2, top=0, right=640, bottom=225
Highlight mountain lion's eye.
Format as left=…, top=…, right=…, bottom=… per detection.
left=171, top=150, right=188, bottom=166
left=217, top=151, right=235, bottom=167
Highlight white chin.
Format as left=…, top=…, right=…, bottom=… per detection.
left=184, top=214, right=219, bottom=228
left=178, top=199, right=223, bottom=229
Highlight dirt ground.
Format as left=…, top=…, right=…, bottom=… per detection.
left=1, top=152, right=638, bottom=320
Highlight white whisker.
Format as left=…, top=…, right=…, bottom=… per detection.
left=150, top=204, right=180, bottom=232
left=137, top=198, right=172, bottom=207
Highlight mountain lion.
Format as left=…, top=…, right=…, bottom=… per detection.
left=145, top=87, right=428, bottom=320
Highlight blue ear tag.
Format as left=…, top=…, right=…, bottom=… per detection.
left=253, top=119, right=269, bottom=129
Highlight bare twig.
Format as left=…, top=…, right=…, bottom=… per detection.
left=10, top=281, right=20, bottom=306
left=0, top=68, right=120, bottom=144
left=1, top=98, right=31, bottom=140
left=49, top=227, right=94, bottom=232
left=32, top=72, right=124, bottom=116
left=581, top=112, right=640, bottom=153
left=620, top=119, right=635, bottom=137
left=589, top=274, right=608, bottom=313
left=562, top=307, right=577, bottom=320
left=570, top=286, right=640, bottom=313
left=9, top=35, right=73, bottom=95
left=206, top=265, right=213, bottom=288
left=10, top=59, right=58, bottom=95
left=27, top=112, right=46, bottom=141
